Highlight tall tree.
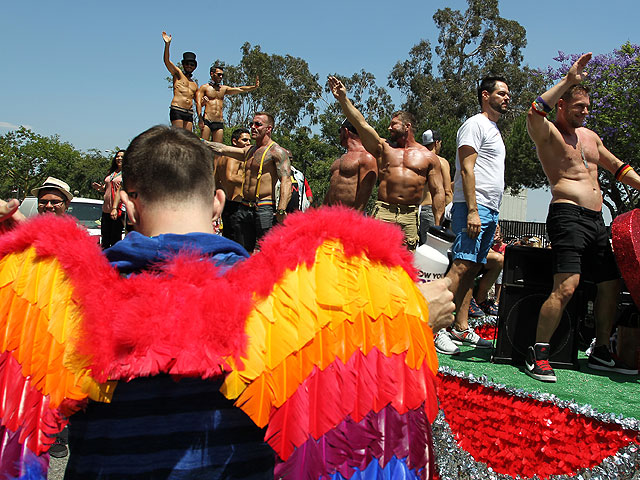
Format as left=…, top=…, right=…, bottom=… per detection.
left=545, top=43, right=640, bottom=216
left=0, top=127, right=110, bottom=200
left=213, top=43, right=322, bottom=133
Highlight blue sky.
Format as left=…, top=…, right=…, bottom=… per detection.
left=1, top=0, right=636, bottom=221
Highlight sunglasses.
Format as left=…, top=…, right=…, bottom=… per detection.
left=250, top=121, right=264, bottom=127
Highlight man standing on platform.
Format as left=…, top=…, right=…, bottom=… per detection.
left=204, top=112, right=291, bottom=253
left=328, top=76, right=444, bottom=250
left=441, top=76, right=510, bottom=355
left=525, top=52, right=640, bottom=382
left=216, top=128, right=251, bottom=243
left=163, top=32, right=198, bottom=131
left=197, top=65, right=259, bottom=142
left=324, top=118, right=377, bottom=211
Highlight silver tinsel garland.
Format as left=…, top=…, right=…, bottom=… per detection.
left=434, top=366, right=640, bottom=479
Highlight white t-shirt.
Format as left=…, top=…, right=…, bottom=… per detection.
left=452, top=113, right=505, bottom=212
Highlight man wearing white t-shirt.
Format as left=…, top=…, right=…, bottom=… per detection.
left=436, top=76, right=510, bottom=355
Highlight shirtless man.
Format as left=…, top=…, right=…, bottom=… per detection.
left=328, top=76, right=444, bottom=250
left=323, top=118, right=377, bottom=210
left=525, top=53, right=640, bottom=382
left=216, top=127, right=251, bottom=243
left=420, top=129, right=453, bottom=242
left=204, top=112, right=291, bottom=252
left=162, top=32, right=198, bottom=131
left=197, top=65, right=259, bottom=142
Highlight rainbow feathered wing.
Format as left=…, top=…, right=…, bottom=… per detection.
left=0, top=207, right=439, bottom=479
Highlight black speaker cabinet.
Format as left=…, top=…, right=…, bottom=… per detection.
left=492, top=246, right=581, bottom=369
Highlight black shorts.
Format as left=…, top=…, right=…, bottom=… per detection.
left=204, top=119, right=224, bottom=131
left=169, top=106, right=194, bottom=123
left=546, top=203, right=619, bottom=283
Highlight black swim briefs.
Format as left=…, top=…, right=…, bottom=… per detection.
left=169, top=106, right=194, bottom=123
left=204, top=119, right=224, bottom=131
left=546, top=202, right=619, bottom=283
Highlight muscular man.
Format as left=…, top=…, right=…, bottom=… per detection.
left=205, top=112, right=291, bottom=252
left=525, top=53, right=640, bottom=382
left=441, top=76, right=510, bottom=355
left=420, top=129, right=453, bottom=243
left=328, top=76, right=444, bottom=250
left=163, top=31, right=198, bottom=131
left=197, top=65, right=259, bottom=142
left=216, top=127, right=251, bottom=243
left=323, top=118, right=377, bottom=210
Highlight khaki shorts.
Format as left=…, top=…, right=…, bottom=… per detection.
left=373, top=200, right=419, bottom=250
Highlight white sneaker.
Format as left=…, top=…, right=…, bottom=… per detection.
left=448, top=327, right=492, bottom=349
left=434, top=329, right=460, bottom=355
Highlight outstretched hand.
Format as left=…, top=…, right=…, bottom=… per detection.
left=567, top=52, right=592, bottom=84
left=0, top=199, right=26, bottom=226
left=418, top=277, right=455, bottom=332
left=162, top=31, right=172, bottom=44
left=328, top=76, right=347, bottom=101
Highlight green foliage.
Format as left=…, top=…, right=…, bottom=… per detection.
left=213, top=43, right=322, bottom=134
left=0, top=127, right=110, bottom=201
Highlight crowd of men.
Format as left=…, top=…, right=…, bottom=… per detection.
left=163, top=35, right=640, bottom=383
left=2, top=41, right=639, bottom=477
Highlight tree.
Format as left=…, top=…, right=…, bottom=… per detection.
left=0, top=127, right=110, bottom=200
left=388, top=0, right=548, bottom=193
left=544, top=43, right=640, bottom=216
left=213, top=43, right=322, bottom=134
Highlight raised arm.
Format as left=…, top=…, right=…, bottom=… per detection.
left=203, top=141, right=248, bottom=161
left=223, top=76, right=260, bottom=95
left=162, top=31, right=181, bottom=77
left=527, top=52, right=592, bottom=144
left=458, top=145, right=481, bottom=238
left=328, top=76, right=384, bottom=159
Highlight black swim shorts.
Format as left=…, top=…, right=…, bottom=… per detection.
left=169, top=106, right=194, bottom=123
left=204, top=119, right=224, bottom=131
left=546, top=202, right=619, bottom=283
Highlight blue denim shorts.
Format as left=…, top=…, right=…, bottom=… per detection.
left=451, top=202, right=499, bottom=264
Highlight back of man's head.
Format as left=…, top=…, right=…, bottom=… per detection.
left=123, top=126, right=215, bottom=206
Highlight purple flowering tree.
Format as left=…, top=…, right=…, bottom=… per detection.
left=544, top=43, right=640, bottom=217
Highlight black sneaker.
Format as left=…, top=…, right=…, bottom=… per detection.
left=588, top=345, right=638, bottom=375
left=525, top=343, right=557, bottom=383
left=48, top=434, right=68, bottom=458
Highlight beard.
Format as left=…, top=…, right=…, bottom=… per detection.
left=489, top=98, right=508, bottom=114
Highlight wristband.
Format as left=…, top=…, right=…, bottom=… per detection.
left=531, top=101, right=547, bottom=117
left=276, top=209, right=286, bottom=215
left=536, top=96, right=553, bottom=113
left=615, top=163, right=633, bottom=181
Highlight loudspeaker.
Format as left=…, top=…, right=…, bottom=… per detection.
left=492, top=246, right=581, bottom=369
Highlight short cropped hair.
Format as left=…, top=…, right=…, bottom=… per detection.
left=231, top=127, right=250, bottom=143
left=122, top=126, right=215, bottom=204
left=210, top=64, right=224, bottom=73
left=391, top=110, right=417, bottom=127
left=477, top=76, right=508, bottom=107
left=561, top=84, right=590, bottom=102
left=254, top=111, right=275, bottom=127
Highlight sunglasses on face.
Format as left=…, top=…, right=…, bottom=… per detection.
left=38, top=199, right=64, bottom=207
left=250, top=121, right=264, bottom=127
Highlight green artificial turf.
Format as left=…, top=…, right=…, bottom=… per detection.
left=437, top=346, right=640, bottom=421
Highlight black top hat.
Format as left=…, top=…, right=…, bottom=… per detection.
left=181, top=52, right=197, bottom=68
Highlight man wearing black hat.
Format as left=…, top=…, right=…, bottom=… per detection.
left=324, top=119, right=377, bottom=211
left=162, top=31, right=198, bottom=131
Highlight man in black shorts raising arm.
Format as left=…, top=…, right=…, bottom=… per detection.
left=525, top=52, right=640, bottom=382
